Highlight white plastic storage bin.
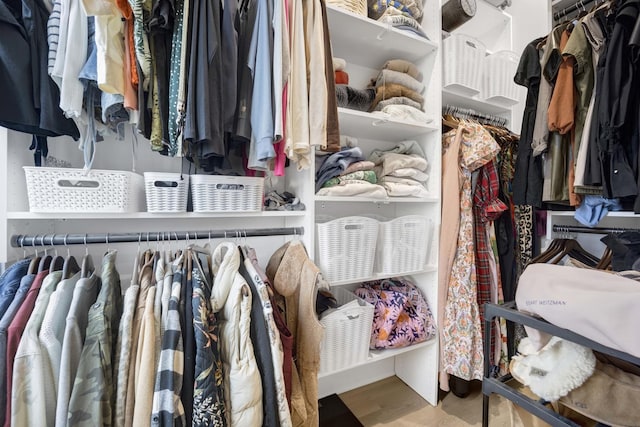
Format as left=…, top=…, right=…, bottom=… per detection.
left=144, top=172, right=189, bottom=213
left=319, top=287, right=374, bottom=374
left=190, top=175, right=264, bottom=212
left=376, top=215, right=432, bottom=275
left=23, top=167, right=144, bottom=213
left=443, top=34, right=486, bottom=97
left=484, top=50, right=521, bottom=106
left=316, top=216, right=379, bottom=283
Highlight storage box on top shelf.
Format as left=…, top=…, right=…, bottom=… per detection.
left=316, top=215, right=379, bottom=283
left=375, top=215, right=433, bottom=275
left=144, top=172, right=189, bottom=213
left=190, top=174, right=264, bottom=213
left=483, top=50, right=521, bottom=106
left=319, top=286, right=375, bottom=374
left=23, top=166, right=145, bottom=213
left=442, top=33, right=486, bottom=97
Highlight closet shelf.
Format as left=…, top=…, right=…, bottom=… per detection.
left=5, top=211, right=307, bottom=220
left=442, top=88, right=513, bottom=116
left=318, top=338, right=436, bottom=378
left=315, top=195, right=439, bottom=204
left=338, top=108, right=438, bottom=140
left=326, top=5, right=438, bottom=69
left=328, top=265, right=437, bottom=287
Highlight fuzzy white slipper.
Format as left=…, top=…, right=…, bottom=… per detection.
left=510, top=337, right=596, bottom=402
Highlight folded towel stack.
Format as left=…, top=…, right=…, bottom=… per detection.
left=368, top=0, right=427, bottom=39
left=369, top=140, right=430, bottom=198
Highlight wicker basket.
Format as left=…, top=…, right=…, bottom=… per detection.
left=23, top=166, right=144, bottom=213
left=443, top=33, right=486, bottom=97
left=144, top=172, right=189, bottom=213
left=328, top=0, right=366, bottom=16
left=319, top=287, right=374, bottom=374
left=484, top=50, right=521, bottom=106
left=316, top=216, right=379, bottom=283
left=375, top=215, right=432, bottom=275
left=190, top=175, right=264, bottom=212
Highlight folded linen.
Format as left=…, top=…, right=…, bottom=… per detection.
left=382, top=59, right=422, bottom=81
left=373, top=153, right=428, bottom=177
left=385, top=167, right=429, bottom=182
left=316, top=181, right=388, bottom=198
left=336, top=85, right=376, bottom=112
left=370, top=83, right=424, bottom=112
left=375, top=69, right=425, bottom=94
left=378, top=175, right=424, bottom=186
left=382, top=181, right=430, bottom=197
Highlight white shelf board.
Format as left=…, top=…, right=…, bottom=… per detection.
left=318, top=339, right=436, bottom=378
left=547, top=211, right=640, bottom=218
left=442, top=88, right=512, bottom=116
left=329, top=265, right=437, bottom=287
left=6, top=211, right=307, bottom=220
left=338, top=108, right=438, bottom=141
left=315, top=195, right=439, bottom=204
left=326, top=5, right=437, bottom=69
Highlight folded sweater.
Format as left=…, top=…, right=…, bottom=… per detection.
left=336, top=85, right=376, bottom=112
left=369, top=140, right=426, bottom=163
left=373, top=97, right=423, bottom=112
left=316, top=181, right=388, bottom=198
left=340, top=160, right=375, bottom=176
left=373, top=153, right=428, bottom=177
left=370, top=83, right=424, bottom=112
left=384, top=167, right=429, bottom=182
left=382, top=181, right=430, bottom=198
left=335, top=70, right=349, bottom=85
left=376, top=104, right=429, bottom=123
left=333, top=57, right=346, bottom=71
left=322, top=170, right=377, bottom=188
left=382, top=59, right=422, bottom=81
left=375, top=69, right=425, bottom=94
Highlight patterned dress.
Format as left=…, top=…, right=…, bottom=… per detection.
left=441, top=122, right=500, bottom=381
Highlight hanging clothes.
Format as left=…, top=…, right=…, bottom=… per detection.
left=441, top=122, right=500, bottom=383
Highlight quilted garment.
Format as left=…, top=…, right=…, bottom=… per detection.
left=355, top=278, right=436, bottom=349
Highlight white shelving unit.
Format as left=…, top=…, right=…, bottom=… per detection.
left=317, top=0, right=442, bottom=405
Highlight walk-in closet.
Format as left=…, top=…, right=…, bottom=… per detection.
left=1, top=0, right=639, bottom=425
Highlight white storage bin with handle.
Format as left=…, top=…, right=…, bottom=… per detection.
left=319, top=287, right=374, bottom=374
left=316, top=216, right=379, bottom=283
left=376, top=215, right=433, bottom=275
left=190, top=175, right=264, bottom=212
left=443, top=33, right=487, bottom=97
left=144, top=172, right=189, bottom=213
left=23, top=167, right=144, bottom=213
left=484, top=50, right=521, bottom=106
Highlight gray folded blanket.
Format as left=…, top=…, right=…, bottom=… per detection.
left=335, top=85, right=376, bottom=112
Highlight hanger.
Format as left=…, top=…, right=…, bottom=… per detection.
left=37, top=235, right=53, bottom=273
left=81, top=234, right=94, bottom=278
left=48, top=235, right=65, bottom=273
left=61, top=234, right=80, bottom=279
left=26, top=236, right=41, bottom=275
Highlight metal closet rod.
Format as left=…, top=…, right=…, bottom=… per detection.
left=11, top=227, right=305, bottom=248
left=552, top=224, right=638, bottom=235
left=553, top=0, right=599, bottom=21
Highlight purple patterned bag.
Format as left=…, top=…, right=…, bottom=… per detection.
left=355, top=277, right=436, bottom=349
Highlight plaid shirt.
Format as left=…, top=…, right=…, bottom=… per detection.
left=473, top=160, right=507, bottom=361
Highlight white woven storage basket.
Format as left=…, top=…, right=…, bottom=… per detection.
left=327, top=0, right=366, bottom=16
left=484, top=50, right=521, bottom=106
left=23, top=167, right=144, bottom=213
left=190, top=175, right=264, bottom=212
left=319, top=287, right=374, bottom=374
left=443, top=34, right=486, bottom=97
left=376, top=215, right=432, bottom=275
left=144, top=172, right=189, bottom=213
left=316, top=216, right=379, bottom=283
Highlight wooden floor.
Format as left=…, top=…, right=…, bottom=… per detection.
left=339, top=376, right=521, bottom=427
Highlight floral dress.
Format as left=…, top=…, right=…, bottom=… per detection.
left=441, top=122, right=501, bottom=381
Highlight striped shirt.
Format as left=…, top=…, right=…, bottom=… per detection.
left=151, top=256, right=185, bottom=427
